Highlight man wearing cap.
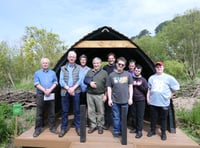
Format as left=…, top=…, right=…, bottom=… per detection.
left=146, top=61, right=180, bottom=141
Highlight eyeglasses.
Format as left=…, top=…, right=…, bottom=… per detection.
left=118, top=63, right=125, bottom=67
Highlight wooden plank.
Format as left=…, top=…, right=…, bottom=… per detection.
left=74, top=40, right=137, bottom=48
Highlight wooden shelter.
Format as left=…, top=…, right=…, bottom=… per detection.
left=53, top=26, right=176, bottom=133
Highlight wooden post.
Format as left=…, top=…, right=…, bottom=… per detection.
left=121, top=106, right=127, bottom=145
left=15, top=115, right=18, bottom=137
left=168, top=100, right=176, bottom=133
left=80, top=105, right=86, bottom=142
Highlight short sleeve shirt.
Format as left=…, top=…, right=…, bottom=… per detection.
left=107, top=70, right=133, bottom=104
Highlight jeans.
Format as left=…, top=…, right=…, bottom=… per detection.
left=112, top=103, right=128, bottom=134
left=61, top=93, right=80, bottom=130
left=35, top=94, right=56, bottom=131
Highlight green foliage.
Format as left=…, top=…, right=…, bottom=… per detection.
left=176, top=102, right=200, bottom=141
left=16, top=108, right=35, bottom=134
left=101, top=61, right=108, bottom=68
left=15, top=77, right=35, bottom=90
left=0, top=102, right=14, bottom=144
left=0, top=102, right=35, bottom=145
left=155, top=21, right=169, bottom=34
left=0, top=102, right=13, bottom=118
left=22, top=26, right=66, bottom=70
left=134, top=36, right=168, bottom=62
left=0, top=26, right=67, bottom=90
left=0, top=41, right=11, bottom=87
left=164, top=60, right=187, bottom=80
left=157, top=9, right=200, bottom=79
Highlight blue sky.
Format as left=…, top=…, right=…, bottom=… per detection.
left=0, top=0, right=200, bottom=47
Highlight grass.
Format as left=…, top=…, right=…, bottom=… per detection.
left=176, top=101, right=200, bottom=144
left=0, top=102, right=35, bottom=148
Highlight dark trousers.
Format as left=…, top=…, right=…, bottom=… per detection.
left=131, top=100, right=145, bottom=131
left=104, top=99, right=112, bottom=127
left=149, top=105, right=169, bottom=133
left=80, top=91, right=89, bottom=126
left=80, top=92, right=87, bottom=106
left=35, top=94, right=56, bottom=131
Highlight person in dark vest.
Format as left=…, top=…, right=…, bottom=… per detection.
left=33, top=58, right=58, bottom=137
left=59, top=51, right=82, bottom=137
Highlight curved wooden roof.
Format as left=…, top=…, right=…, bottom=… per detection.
left=53, top=26, right=155, bottom=79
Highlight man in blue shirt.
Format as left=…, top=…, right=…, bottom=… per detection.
left=59, top=51, right=82, bottom=137
left=147, top=61, right=180, bottom=141
left=79, top=54, right=90, bottom=126
left=33, top=58, right=58, bottom=137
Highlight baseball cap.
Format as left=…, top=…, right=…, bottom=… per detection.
left=155, top=61, right=164, bottom=66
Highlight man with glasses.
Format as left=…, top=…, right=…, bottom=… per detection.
left=107, top=57, right=133, bottom=137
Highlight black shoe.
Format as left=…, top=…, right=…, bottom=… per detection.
left=113, top=133, right=120, bottom=138
left=135, top=131, right=142, bottom=138
left=161, top=133, right=167, bottom=140
left=129, top=128, right=137, bottom=133
left=33, top=129, right=41, bottom=137
left=147, top=131, right=156, bottom=137
left=103, top=125, right=109, bottom=130
left=50, top=128, right=59, bottom=135
left=58, top=130, right=67, bottom=137
left=76, top=128, right=80, bottom=136
left=98, top=127, right=103, bottom=134
left=88, top=127, right=96, bottom=134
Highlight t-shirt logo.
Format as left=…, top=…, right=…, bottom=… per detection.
left=151, top=79, right=164, bottom=92
left=113, top=76, right=128, bottom=84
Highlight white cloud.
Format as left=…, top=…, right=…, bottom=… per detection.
left=0, top=0, right=200, bottom=47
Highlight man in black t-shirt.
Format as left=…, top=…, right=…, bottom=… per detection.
left=103, top=53, right=116, bottom=130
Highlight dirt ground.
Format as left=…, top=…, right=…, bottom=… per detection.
left=173, top=96, right=200, bottom=111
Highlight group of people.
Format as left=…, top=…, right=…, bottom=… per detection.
left=33, top=51, right=180, bottom=141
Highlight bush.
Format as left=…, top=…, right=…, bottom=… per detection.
left=176, top=102, right=200, bottom=142
left=164, top=60, right=187, bottom=80
left=0, top=102, right=14, bottom=144
left=0, top=102, right=35, bottom=146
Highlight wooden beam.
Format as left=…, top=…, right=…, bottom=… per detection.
left=74, top=40, right=137, bottom=48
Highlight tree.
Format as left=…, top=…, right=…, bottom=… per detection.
left=155, top=21, right=169, bottom=34
left=21, top=26, right=67, bottom=78
left=157, top=9, right=200, bottom=79
left=131, top=29, right=151, bottom=40
left=134, top=36, right=168, bottom=62
left=0, top=42, right=13, bottom=88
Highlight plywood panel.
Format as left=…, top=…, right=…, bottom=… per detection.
left=74, top=40, right=137, bottom=48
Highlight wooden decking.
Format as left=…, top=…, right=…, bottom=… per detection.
left=15, top=119, right=200, bottom=148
